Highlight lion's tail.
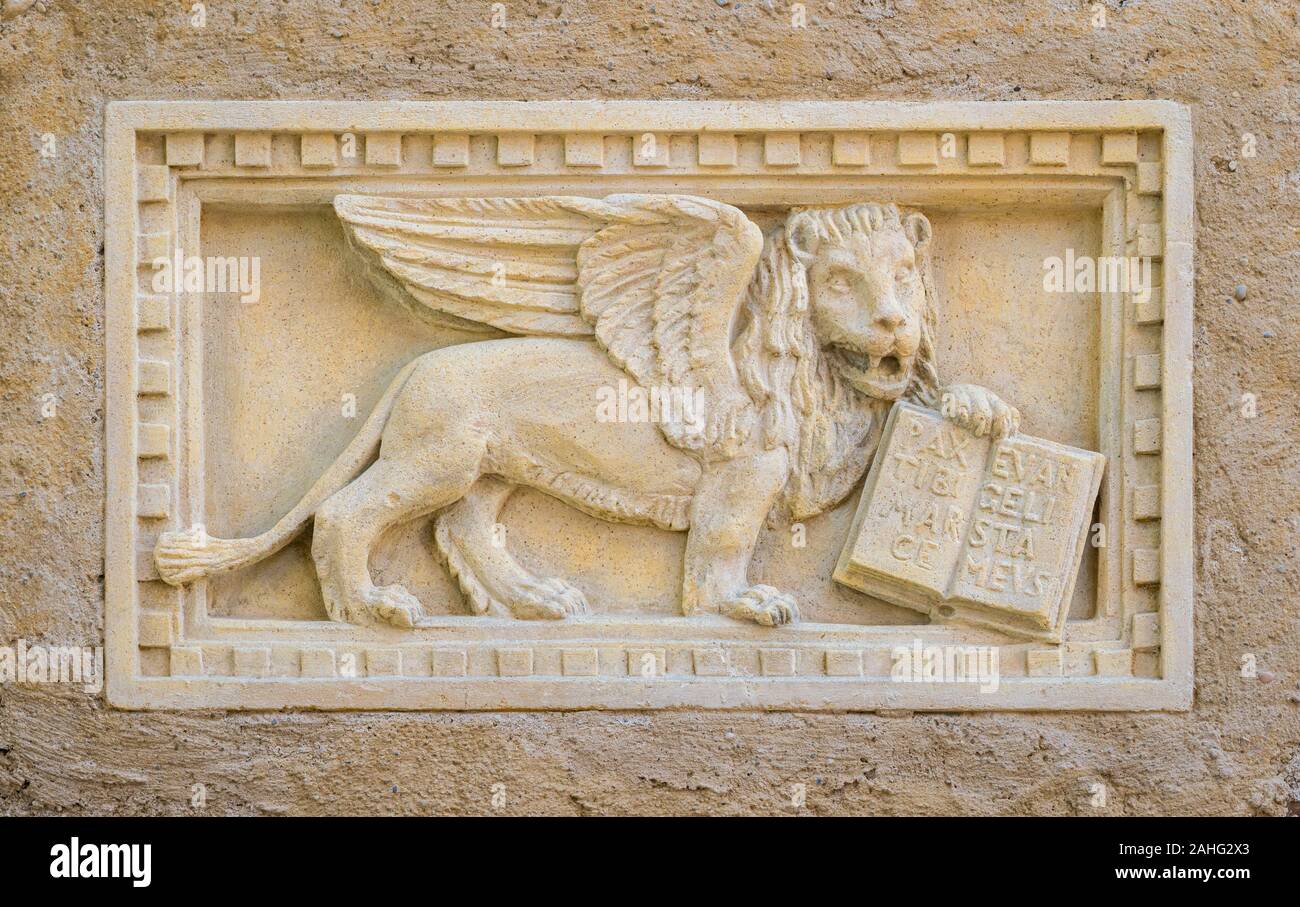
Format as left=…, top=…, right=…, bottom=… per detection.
left=154, top=356, right=426, bottom=586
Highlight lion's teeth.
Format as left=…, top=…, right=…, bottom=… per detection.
left=868, top=355, right=881, bottom=370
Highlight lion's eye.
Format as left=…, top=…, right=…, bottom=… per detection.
left=895, top=269, right=915, bottom=284
left=827, top=274, right=852, bottom=293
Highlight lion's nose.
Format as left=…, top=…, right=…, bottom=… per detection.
left=873, top=294, right=905, bottom=330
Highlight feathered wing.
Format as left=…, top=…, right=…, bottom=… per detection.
left=333, top=195, right=599, bottom=337
left=335, top=193, right=764, bottom=457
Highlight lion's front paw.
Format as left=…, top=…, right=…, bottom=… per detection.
left=939, top=384, right=1020, bottom=440
left=720, top=585, right=799, bottom=627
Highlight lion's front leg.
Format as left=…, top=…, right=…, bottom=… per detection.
left=938, top=383, right=1021, bottom=440
left=681, top=448, right=797, bottom=627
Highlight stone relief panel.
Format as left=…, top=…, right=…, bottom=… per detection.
left=104, top=101, right=1193, bottom=710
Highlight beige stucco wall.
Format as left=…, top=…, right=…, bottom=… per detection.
left=1, top=0, right=1297, bottom=815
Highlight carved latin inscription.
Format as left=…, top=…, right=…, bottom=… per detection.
left=835, top=402, right=1104, bottom=641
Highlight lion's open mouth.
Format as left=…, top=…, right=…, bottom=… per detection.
left=831, top=346, right=912, bottom=398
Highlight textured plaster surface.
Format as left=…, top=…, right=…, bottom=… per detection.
left=0, top=0, right=1297, bottom=815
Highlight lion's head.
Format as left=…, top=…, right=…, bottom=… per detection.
left=735, top=202, right=941, bottom=520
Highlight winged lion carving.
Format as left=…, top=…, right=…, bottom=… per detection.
left=154, top=194, right=1018, bottom=628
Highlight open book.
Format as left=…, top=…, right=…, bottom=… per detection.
left=834, top=402, right=1105, bottom=642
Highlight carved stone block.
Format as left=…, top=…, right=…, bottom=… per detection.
left=165, top=132, right=204, bottom=168
left=299, top=133, right=338, bottom=169
left=966, top=133, right=1005, bottom=166
left=234, top=133, right=272, bottom=168
left=1026, top=648, right=1062, bottom=677
left=832, top=133, right=870, bottom=166
left=103, top=101, right=1194, bottom=711
left=366, top=133, right=403, bottom=167
left=1029, top=132, right=1070, bottom=166
left=432, top=134, right=469, bottom=168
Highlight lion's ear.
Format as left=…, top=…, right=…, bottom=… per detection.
left=903, top=212, right=932, bottom=251
left=787, top=213, right=819, bottom=260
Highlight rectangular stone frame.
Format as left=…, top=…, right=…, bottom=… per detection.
left=104, top=101, right=1193, bottom=711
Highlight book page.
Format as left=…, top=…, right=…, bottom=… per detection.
left=842, top=403, right=992, bottom=599
left=948, top=434, right=1103, bottom=622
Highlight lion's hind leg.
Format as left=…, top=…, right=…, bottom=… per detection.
left=435, top=477, right=588, bottom=620
left=312, top=455, right=476, bottom=628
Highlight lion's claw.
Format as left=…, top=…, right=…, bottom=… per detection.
left=720, top=585, right=799, bottom=627
left=362, top=584, right=424, bottom=627
left=939, top=383, right=1020, bottom=440
left=501, top=576, right=589, bottom=621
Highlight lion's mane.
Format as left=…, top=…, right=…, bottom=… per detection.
left=735, top=202, right=942, bottom=520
